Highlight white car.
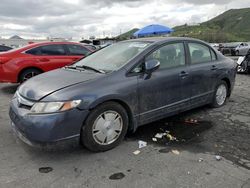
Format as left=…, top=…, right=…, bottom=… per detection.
left=235, top=43, right=250, bottom=56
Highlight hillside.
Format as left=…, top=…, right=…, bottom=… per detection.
left=173, top=8, right=250, bottom=42
left=116, top=28, right=139, bottom=40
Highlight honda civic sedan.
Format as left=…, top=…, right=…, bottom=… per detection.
left=9, top=37, right=237, bottom=152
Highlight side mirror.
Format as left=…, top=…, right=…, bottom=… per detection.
left=144, top=59, right=160, bottom=74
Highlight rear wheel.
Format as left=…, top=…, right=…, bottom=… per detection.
left=211, top=81, right=228, bottom=108
left=19, top=68, right=42, bottom=83
left=81, top=102, right=128, bottom=152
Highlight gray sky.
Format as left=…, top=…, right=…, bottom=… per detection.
left=0, top=0, right=249, bottom=39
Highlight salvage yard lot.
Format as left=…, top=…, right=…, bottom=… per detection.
left=0, top=74, right=249, bottom=188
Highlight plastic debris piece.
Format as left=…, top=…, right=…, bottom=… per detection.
left=166, top=133, right=177, bottom=141
left=215, top=155, right=222, bottom=161
left=152, top=138, right=157, bottom=142
left=155, top=133, right=166, bottom=139
left=171, top=149, right=180, bottom=155
left=198, top=158, right=203, bottom=162
left=138, top=140, right=147, bottom=149
left=133, top=150, right=141, bottom=155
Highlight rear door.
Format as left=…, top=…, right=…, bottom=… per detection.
left=186, top=42, right=219, bottom=107
left=136, top=42, right=192, bottom=124
left=65, top=44, right=92, bottom=63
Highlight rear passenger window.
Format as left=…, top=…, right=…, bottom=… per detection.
left=26, top=47, right=41, bottom=55
left=40, top=45, right=66, bottom=55
left=146, top=43, right=186, bottom=70
left=188, top=43, right=212, bottom=64
left=67, top=44, right=91, bottom=56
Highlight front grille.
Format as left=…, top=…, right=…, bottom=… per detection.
left=16, top=92, right=34, bottom=109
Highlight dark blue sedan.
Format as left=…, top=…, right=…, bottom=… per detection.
left=9, top=37, right=237, bottom=151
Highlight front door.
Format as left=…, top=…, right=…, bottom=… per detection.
left=137, top=42, right=191, bottom=124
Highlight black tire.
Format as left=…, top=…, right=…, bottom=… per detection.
left=81, top=102, right=128, bottom=152
left=211, top=80, right=228, bottom=108
left=237, top=60, right=248, bottom=73
left=19, top=68, right=42, bottom=83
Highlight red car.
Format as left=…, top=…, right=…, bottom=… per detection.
left=0, top=42, right=93, bottom=83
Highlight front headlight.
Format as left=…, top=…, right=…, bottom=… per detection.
left=30, top=100, right=81, bottom=114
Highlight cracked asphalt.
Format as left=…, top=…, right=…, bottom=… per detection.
left=0, top=72, right=249, bottom=188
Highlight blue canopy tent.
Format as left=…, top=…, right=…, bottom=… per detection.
left=133, top=24, right=174, bottom=38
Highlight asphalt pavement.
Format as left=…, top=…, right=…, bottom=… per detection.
left=0, top=74, right=249, bottom=188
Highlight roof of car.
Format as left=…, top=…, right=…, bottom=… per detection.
left=9, top=41, right=92, bottom=53
left=127, top=37, right=206, bottom=44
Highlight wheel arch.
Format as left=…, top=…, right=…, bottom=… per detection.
left=221, top=77, right=231, bottom=96
left=87, top=98, right=136, bottom=133
left=18, top=67, right=44, bottom=82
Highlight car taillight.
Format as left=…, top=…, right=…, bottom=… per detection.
left=0, top=57, right=10, bottom=64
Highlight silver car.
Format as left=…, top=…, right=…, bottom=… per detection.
left=235, top=43, right=250, bottom=56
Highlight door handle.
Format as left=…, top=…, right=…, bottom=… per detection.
left=211, top=65, right=218, bottom=70
left=179, top=71, right=189, bottom=78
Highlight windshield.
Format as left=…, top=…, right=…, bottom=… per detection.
left=73, top=41, right=151, bottom=72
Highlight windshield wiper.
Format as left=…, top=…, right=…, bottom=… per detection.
left=76, top=65, right=105, bottom=74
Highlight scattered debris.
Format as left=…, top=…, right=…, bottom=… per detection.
left=184, top=118, right=198, bottom=124
left=155, top=133, right=166, bottom=139
left=138, top=140, right=147, bottom=148
left=39, top=167, right=53, bottom=173
left=133, top=150, right=141, bottom=155
left=109, top=172, right=125, bottom=180
left=152, top=138, right=157, bottom=142
left=198, top=158, right=203, bottom=162
left=166, top=133, right=177, bottom=141
left=215, top=155, right=222, bottom=161
left=171, top=149, right=180, bottom=155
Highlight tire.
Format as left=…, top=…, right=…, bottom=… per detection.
left=81, top=102, right=128, bottom=152
left=237, top=60, right=248, bottom=73
left=211, top=80, right=228, bottom=108
left=19, top=68, right=42, bottom=83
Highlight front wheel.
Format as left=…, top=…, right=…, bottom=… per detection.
left=211, top=81, right=228, bottom=108
left=81, top=102, right=128, bottom=152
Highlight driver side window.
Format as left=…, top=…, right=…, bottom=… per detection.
left=146, top=42, right=186, bottom=70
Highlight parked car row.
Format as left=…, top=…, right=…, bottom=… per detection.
left=0, top=45, right=12, bottom=52
left=211, top=42, right=250, bottom=56
left=8, top=37, right=237, bottom=152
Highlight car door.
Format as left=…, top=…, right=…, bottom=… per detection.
left=137, top=42, right=191, bottom=124
left=186, top=42, right=218, bottom=107
left=26, top=44, right=72, bottom=71
left=66, top=44, right=92, bottom=63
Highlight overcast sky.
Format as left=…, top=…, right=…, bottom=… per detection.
left=0, top=0, right=249, bottom=39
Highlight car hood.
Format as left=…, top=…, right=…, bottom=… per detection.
left=18, top=68, right=103, bottom=101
